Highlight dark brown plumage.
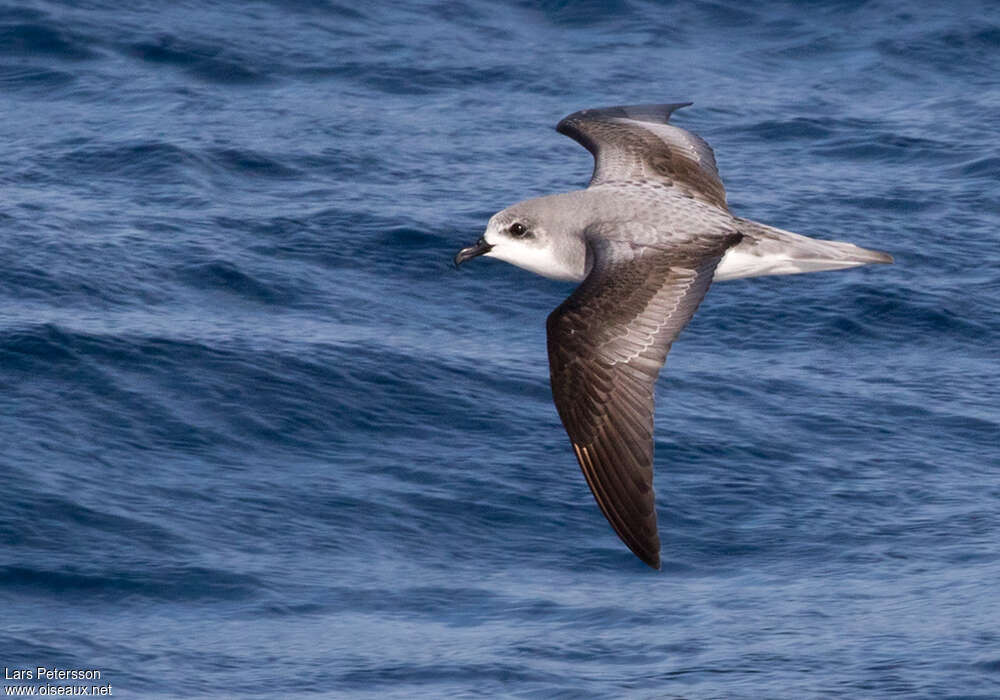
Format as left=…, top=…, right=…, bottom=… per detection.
left=546, top=235, right=739, bottom=568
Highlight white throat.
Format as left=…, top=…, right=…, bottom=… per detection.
left=486, top=242, right=585, bottom=282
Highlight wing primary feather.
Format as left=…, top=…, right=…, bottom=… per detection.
left=547, top=235, right=737, bottom=570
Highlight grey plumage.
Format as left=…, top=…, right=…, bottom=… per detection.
left=455, top=103, right=893, bottom=569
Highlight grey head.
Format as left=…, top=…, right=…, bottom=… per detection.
left=454, top=193, right=594, bottom=282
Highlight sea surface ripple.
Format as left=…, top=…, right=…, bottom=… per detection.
left=2, top=1, right=999, bottom=697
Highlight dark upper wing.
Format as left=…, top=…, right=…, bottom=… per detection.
left=546, top=234, right=738, bottom=569
left=556, top=103, right=728, bottom=210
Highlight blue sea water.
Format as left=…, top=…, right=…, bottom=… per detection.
left=2, top=0, right=999, bottom=696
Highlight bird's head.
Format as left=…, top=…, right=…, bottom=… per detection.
left=454, top=195, right=588, bottom=282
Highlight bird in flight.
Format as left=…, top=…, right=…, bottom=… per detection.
left=455, top=103, right=892, bottom=569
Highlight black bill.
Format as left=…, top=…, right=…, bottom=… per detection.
left=454, top=237, right=493, bottom=268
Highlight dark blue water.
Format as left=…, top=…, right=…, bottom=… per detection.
left=2, top=0, right=999, bottom=697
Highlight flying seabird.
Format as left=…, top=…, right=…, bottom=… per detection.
left=454, top=103, right=892, bottom=569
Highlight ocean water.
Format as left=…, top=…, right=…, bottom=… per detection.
left=2, top=0, right=999, bottom=697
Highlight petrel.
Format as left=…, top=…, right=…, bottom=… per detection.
left=454, top=103, right=892, bottom=569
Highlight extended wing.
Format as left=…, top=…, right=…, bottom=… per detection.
left=557, top=103, right=728, bottom=211
left=546, top=231, right=739, bottom=568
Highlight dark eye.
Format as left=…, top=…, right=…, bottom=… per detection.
left=509, top=222, right=529, bottom=238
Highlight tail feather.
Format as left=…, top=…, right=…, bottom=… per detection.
left=714, top=217, right=893, bottom=282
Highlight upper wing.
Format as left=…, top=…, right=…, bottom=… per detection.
left=546, top=233, right=738, bottom=569
left=556, top=103, right=728, bottom=210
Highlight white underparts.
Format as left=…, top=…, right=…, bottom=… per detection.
left=715, top=247, right=878, bottom=281
left=484, top=219, right=890, bottom=284
left=485, top=239, right=585, bottom=282
left=714, top=223, right=892, bottom=282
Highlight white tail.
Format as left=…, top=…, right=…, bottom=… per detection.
left=714, top=217, right=893, bottom=282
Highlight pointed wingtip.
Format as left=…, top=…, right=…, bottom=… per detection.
left=639, top=549, right=662, bottom=570
left=614, top=102, right=694, bottom=123
left=558, top=102, right=694, bottom=131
